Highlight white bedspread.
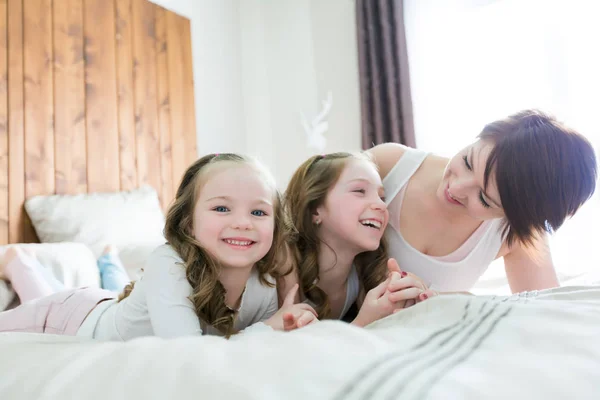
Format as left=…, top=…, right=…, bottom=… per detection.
left=1, top=286, right=599, bottom=400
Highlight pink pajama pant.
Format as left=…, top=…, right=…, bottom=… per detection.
left=0, top=253, right=115, bottom=335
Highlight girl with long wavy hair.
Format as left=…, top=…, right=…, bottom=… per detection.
left=282, top=152, right=434, bottom=328
left=0, top=153, right=316, bottom=339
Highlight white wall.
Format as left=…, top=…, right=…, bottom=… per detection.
left=240, top=1, right=322, bottom=188
left=240, top=0, right=362, bottom=189
left=151, top=0, right=362, bottom=189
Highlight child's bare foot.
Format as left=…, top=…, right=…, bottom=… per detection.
left=0, top=246, right=27, bottom=281
left=102, top=244, right=118, bottom=257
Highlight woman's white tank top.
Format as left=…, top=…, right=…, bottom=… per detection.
left=383, top=147, right=504, bottom=292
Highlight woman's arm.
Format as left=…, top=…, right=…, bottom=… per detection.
left=503, top=233, right=559, bottom=293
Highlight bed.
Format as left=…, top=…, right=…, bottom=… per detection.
left=1, top=1, right=600, bottom=399
left=1, top=285, right=600, bottom=399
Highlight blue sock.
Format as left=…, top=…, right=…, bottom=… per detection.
left=97, top=253, right=130, bottom=293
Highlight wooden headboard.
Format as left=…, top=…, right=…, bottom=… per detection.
left=0, top=0, right=197, bottom=245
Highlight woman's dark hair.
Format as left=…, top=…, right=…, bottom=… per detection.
left=479, top=109, right=597, bottom=248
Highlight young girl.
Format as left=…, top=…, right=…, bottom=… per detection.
left=282, top=152, right=434, bottom=328
left=0, top=153, right=316, bottom=339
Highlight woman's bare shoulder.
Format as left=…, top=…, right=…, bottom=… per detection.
left=367, top=143, right=409, bottom=179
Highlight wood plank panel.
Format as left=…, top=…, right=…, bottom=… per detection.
left=3, top=0, right=195, bottom=243
left=53, top=0, right=87, bottom=195
left=23, top=0, right=55, bottom=198
left=155, top=5, right=172, bottom=210
left=84, top=0, right=119, bottom=192
left=167, top=11, right=193, bottom=193
left=132, top=0, right=160, bottom=193
left=0, top=0, right=8, bottom=244
left=115, top=0, right=137, bottom=191
left=180, top=17, right=196, bottom=167
left=7, top=0, right=26, bottom=243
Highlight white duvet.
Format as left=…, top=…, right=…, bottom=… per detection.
left=1, top=286, right=599, bottom=400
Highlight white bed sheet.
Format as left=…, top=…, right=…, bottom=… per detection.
left=1, top=285, right=599, bottom=399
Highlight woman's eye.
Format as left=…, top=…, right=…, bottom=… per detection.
left=462, top=155, right=472, bottom=171
left=353, top=189, right=366, bottom=194
left=213, top=206, right=229, bottom=212
left=251, top=210, right=267, bottom=217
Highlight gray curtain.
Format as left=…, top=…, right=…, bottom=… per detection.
left=356, top=0, right=416, bottom=149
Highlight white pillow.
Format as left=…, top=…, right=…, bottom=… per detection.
left=0, top=242, right=101, bottom=311
left=24, top=185, right=166, bottom=258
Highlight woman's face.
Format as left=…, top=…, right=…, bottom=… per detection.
left=436, top=140, right=505, bottom=221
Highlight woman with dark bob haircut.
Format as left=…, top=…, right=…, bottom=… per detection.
left=369, top=109, right=597, bottom=294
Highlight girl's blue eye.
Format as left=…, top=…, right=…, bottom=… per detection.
left=214, top=206, right=229, bottom=212
left=251, top=210, right=267, bottom=217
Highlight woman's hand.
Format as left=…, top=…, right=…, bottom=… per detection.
left=386, top=258, right=437, bottom=306
left=265, top=284, right=318, bottom=331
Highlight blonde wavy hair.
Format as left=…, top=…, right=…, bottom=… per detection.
left=284, top=152, right=389, bottom=319
left=119, top=153, right=288, bottom=337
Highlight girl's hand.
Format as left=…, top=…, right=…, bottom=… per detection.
left=282, top=309, right=318, bottom=331
left=352, top=276, right=401, bottom=327
left=265, top=284, right=318, bottom=331
left=386, top=258, right=437, bottom=305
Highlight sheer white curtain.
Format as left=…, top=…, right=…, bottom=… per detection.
left=404, top=0, right=600, bottom=291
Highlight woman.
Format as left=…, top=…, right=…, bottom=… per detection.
left=369, top=109, right=597, bottom=294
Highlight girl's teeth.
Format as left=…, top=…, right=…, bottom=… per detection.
left=225, top=239, right=252, bottom=246
left=361, top=220, right=381, bottom=229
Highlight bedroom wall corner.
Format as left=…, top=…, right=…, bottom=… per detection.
left=149, top=0, right=246, bottom=158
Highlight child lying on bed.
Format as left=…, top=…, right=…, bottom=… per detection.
left=280, top=152, right=437, bottom=328
left=0, top=153, right=316, bottom=339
